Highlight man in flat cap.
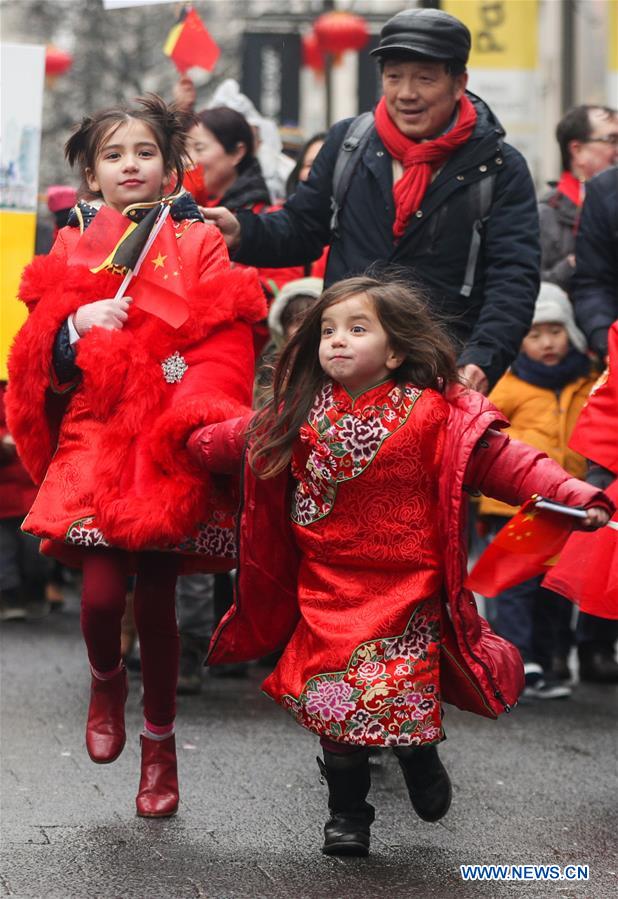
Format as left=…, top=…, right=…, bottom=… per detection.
left=204, top=7, right=539, bottom=393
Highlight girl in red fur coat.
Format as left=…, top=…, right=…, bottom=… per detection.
left=6, top=96, right=265, bottom=818
left=189, top=275, right=612, bottom=856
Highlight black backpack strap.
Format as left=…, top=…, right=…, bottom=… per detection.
left=330, top=111, right=375, bottom=237
left=460, top=168, right=498, bottom=298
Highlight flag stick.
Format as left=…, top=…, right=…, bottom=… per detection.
left=113, top=204, right=171, bottom=301
left=535, top=499, right=618, bottom=530
left=534, top=500, right=587, bottom=519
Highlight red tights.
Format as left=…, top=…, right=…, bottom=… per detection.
left=80, top=549, right=179, bottom=727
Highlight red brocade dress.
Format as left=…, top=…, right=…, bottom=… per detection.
left=262, top=378, right=450, bottom=747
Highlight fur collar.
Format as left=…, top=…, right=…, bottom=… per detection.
left=18, top=248, right=266, bottom=348
left=67, top=191, right=204, bottom=232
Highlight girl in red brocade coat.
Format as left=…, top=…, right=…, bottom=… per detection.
left=189, top=275, right=612, bottom=857
left=6, top=96, right=265, bottom=819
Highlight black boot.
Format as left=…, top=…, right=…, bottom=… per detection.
left=318, top=749, right=375, bottom=857
left=394, top=744, right=452, bottom=822
left=578, top=642, right=618, bottom=684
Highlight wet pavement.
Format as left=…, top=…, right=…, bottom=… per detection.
left=1, top=590, right=617, bottom=899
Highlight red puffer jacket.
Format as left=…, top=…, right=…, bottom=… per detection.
left=189, top=384, right=613, bottom=718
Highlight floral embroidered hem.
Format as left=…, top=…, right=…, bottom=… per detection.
left=275, top=599, right=443, bottom=747
left=63, top=510, right=236, bottom=559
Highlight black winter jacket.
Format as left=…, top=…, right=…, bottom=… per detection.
left=235, top=92, right=540, bottom=389
left=573, top=166, right=618, bottom=359
left=220, top=158, right=270, bottom=212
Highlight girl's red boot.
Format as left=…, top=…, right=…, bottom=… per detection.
left=86, top=666, right=128, bottom=764
left=136, top=734, right=179, bottom=818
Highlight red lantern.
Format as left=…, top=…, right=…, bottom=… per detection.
left=314, top=11, right=369, bottom=55
left=302, top=32, right=325, bottom=73
left=45, top=46, right=73, bottom=78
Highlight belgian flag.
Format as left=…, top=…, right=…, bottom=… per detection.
left=70, top=204, right=163, bottom=275
left=69, top=206, right=135, bottom=273
left=164, top=5, right=220, bottom=73
left=91, top=205, right=161, bottom=273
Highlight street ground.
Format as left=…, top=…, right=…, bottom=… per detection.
left=1, top=588, right=617, bottom=899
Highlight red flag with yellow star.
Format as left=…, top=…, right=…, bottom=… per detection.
left=568, top=321, right=618, bottom=475
left=129, top=216, right=189, bottom=329
left=163, top=5, right=220, bottom=73
left=465, top=499, right=575, bottom=597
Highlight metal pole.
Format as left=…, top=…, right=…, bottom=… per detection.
left=325, top=52, right=333, bottom=127
left=323, top=0, right=335, bottom=129
left=561, top=0, right=576, bottom=111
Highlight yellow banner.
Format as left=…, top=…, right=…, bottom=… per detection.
left=443, top=0, right=538, bottom=70
left=610, top=0, right=618, bottom=69
left=0, top=211, right=35, bottom=379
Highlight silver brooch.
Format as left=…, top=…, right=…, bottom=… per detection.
left=161, top=351, right=188, bottom=384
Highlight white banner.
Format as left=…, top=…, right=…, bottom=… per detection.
left=0, top=42, right=45, bottom=212
left=467, top=69, right=539, bottom=183
left=102, top=0, right=177, bottom=9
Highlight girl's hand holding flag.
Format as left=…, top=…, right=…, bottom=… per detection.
left=466, top=495, right=614, bottom=597
left=69, top=201, right=189, bottom=329
left=72, top=296, right=132, bottom=337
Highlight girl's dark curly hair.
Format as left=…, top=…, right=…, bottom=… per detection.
left=249, top=273, right=459, bottom=478
left=65, top=93, right=195, bottom=200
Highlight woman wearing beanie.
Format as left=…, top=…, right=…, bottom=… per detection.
left=478, top=283, right=596, bottom=697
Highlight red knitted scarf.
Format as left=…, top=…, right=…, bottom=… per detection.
left=374, top=93, right=478, bottom=238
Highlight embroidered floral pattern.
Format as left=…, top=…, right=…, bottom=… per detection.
left=279, top=601, right=443, bottom=747
left=64, top=510, right=236, bottom=559
left=337, top=416, right=389, bottom=462
left=175, top=509, right=236, bottom=558
left=291, top=382, right=422, bottom=526
left=66, top=517, right=109, bottom=547
left=305, top=680, right=358, bottom=722
left=309, top=380, right=334, bottom=428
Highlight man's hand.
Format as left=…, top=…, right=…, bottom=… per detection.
left=73, top=297, right=132, bottom=337
left=173, top=75, right=196, bottom=111
left=458, top=363, right=489, bottom=395
left=578, top=506, right=611, bottom=530
left=200, top=206, right=242, bottom=251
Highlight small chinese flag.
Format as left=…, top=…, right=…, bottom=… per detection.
left=163, top=5, right=220, bottom=73
left=465, top=499, right=575, bottom=597
left=543, top=479, right=618, bottom=620
left=129, top=216, right=189, bottom=329
left=69, top=206, right=136, bottom=271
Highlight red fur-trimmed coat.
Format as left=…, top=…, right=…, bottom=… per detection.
left=6, top=220, right=266, bottom=572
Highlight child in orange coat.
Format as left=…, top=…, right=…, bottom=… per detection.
left=479, top=283, right=598, bottom=696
